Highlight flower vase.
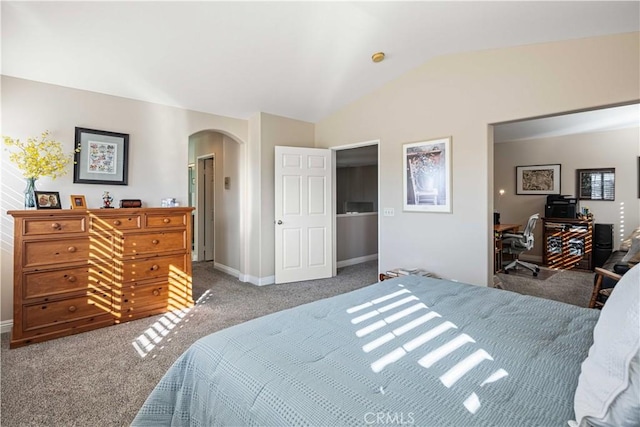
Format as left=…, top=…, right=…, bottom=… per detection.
left=24, top=178, right=37, bottom=209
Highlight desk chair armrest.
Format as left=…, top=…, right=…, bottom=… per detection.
left=501, top=232, right=524, bottom=239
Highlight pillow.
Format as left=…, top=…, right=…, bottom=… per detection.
left=620, top=227, right=640, bottom=252
left=621, top=236, right=640, bottom=263
left=572, top=263, right=640, bottom=427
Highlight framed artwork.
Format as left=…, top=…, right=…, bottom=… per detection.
left=74, top=127, right=129, bottom=185
left=34, top=191, right=62, bottom=209
left=403, top=136, right=452, bottom=213
left=70, top=195, right=87, bottom=209
left=577, top=168, right=615, bottom=201
left=516, top=164, right=561, bottom=195
left=638, top=157, right=640, bottom=199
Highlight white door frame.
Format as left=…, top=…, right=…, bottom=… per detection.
left=331, top=140, right=381, bottom=276
left=196, top=154, right=215, bottom=262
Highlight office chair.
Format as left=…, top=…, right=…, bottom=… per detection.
left=502, top=213, right=541, bottom=277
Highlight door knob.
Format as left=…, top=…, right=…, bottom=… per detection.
left=277, top=220, right=283, bottom=225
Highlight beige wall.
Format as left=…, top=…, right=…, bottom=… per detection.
left=315, top=32, right=640, bottom=285
left=1, top=76, right=247, bottom=324
left=494, top=126, right=640, bottom=261
left=337, top=214, right=378, bottom=263
left=189, top=131, right=242, bottom=271
left=259, top=113, right=315, bottom=281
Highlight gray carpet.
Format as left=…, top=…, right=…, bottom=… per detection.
left=0, top=261, right=377, bottom=427
left=496, top=266, right=596, bottom=307
left=0, top=261, right=595, bottom=426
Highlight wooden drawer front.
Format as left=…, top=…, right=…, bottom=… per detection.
left=23, top=217, right=86, bottom=236
left=119, top=283, right=169, bottom=313
left=23, top=264, right=112, bottom=300
left=145, top=212, right=187, bottom=228
left=120, top=254, right=187, bottom=282
left=90, top=215, right=141, bottom=232
left=23, top=291, right=112, bottom=331
left=23, top=238, right=90, bottom=268
left=120, top=231, right=186, bottom=256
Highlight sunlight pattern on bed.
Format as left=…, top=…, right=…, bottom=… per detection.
left=347, top=283, right=508, bottom=415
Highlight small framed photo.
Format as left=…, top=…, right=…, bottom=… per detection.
left=516, top=164, right=561, bottom=195
left=34, top=191, right=62, bottom=209
left=74, top=127, right=129, bottom=185
left=70, top=195, right=87, bottom=209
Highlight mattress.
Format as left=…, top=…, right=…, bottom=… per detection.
left=132, top=275, right=599, bottom=426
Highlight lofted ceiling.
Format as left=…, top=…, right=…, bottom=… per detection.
left=2, top=1, right=639, bottom=125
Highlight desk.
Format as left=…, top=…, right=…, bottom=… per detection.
left=494, top=224, right=520, bottom=273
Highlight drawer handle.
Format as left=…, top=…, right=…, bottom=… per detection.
left=163, top=218, right=171, bottom=224
left=67, top=275, right=77, bottom=283
left=152, top=289, right=160, bottom=296
left=113, top=220, right=122, bottom=226
left=68, top=305, right=77, bottom=313
left=67, top=246, right=77, bottom=253
left=150, top=264, right=159, bottom=271
left=152, top=239, right=159, bottom=245
left=51, top=222, right=61, bottom=230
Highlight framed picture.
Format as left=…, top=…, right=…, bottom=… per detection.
left=403, top=136, right=452, bottom=213
left=34, top=191, right=62, bottom=209
left=577, top=168, right=615, bottom=201
left=74, top=127, right=129, bottom=185
left=70, top=195, right=87, bottom=209
left=516, top=164, right=561, bottom=195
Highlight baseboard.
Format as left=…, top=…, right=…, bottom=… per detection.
left=236, top=255, right=378, bottom=286
left=337, top=254, right=378, bottom=269
left=1, top=319, right=13, bottom=334
left=214, top=262, right=240, bottom=278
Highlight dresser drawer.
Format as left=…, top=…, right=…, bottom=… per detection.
left=23, top=263, right=112, bottom=300
left=119, top=283, right=169, bottom=312
left=23, top=290, right=112, bottom=331
left=23, top=216, right=86, bottom=236
left=90, top=214, right=141, bottom=232
left=119, top=254, right=187, bottom=282
left=145, top=212, right=187, bottom=228
left=119, top=231, right=187, bottom=256
left=23, top=238, right=91, bottom=268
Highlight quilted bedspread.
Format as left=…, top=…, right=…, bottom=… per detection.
left=132, top=275, right=599, bottom=427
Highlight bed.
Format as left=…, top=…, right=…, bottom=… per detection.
left=133, top=266, right=640, bottom=427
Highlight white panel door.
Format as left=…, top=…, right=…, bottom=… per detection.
left=275, top=146, right=332, bottom=284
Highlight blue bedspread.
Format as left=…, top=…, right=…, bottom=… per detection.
left=132, top=276, right=599, bottom=426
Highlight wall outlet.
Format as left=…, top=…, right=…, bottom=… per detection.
left=383, top=208, right=394, bottom=216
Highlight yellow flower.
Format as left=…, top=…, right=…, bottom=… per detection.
left=3, top=131, right=72, bottom=179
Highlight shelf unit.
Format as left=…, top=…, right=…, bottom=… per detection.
left=542, top=218, right=593, bottom=271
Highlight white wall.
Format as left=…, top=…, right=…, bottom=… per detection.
left=495, top=126, right=640, bottom=260
left=1, top=76, right=247, bottom=324
left=315, top=32, right=640, bottom=286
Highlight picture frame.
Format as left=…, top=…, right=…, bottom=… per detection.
left=403, top=136, right=452, bottom=213
left=70, top=195, right=87, bottom=209
left=577, top=168, right=615, bottom=201
left=74, top=127, right=129, bottom=185
left=34, top=191, right=62, bottom=209
left=516, top=164, right=561, bottom=195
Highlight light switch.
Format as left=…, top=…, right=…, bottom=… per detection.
left=383, top=208, right=394, bottom=216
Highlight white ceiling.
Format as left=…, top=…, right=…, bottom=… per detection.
left=2, top=1, right=639, bottom=124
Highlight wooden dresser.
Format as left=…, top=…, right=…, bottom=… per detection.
left=7, top=207, right=194, bottom=348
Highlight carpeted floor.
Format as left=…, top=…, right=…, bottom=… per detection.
left=0, top=260, right=596, bottom=426
left=0, top=261, right=378, bottom=427
left=496, top=266, right=596, bottom=307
